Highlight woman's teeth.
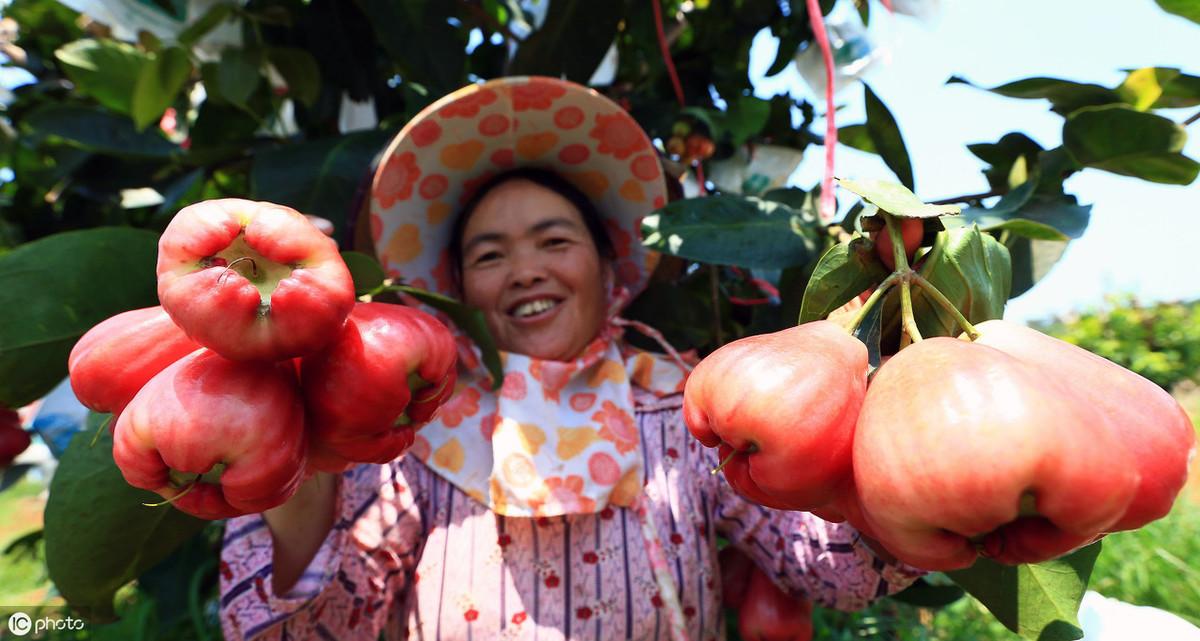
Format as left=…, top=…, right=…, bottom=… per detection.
left=514, top=299, right=558, bottom=318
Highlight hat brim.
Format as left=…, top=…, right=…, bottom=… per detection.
left=368, top=76, right=667, bottom=300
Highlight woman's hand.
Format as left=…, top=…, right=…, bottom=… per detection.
left=262, top=471, right=339, bottom=596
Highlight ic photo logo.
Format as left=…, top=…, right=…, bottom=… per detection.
left=6, top=612, right=32, bottom=636
left=4, top=611, right=85, bottom=637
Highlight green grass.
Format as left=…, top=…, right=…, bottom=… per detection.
left=0, top=476, right=54, bottom=605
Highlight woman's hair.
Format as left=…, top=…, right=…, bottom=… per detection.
left=448, top=167, right=616, bottom=292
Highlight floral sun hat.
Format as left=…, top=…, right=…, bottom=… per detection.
left=368, top=76, right=688, bottom=519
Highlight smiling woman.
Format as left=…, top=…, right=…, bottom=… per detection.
left=454, top=169, right=615, bottom=361
left=218, top=76, right=924, bottom=641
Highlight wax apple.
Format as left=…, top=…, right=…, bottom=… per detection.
left=301, top=302, right=458, bottom=472
left=684, top=320, right=868, bottom=516
left=156, top=199, right=354, bottom=361
left=112, top=350, right=307, bottom=519
left=68, top=306, right=201, bottom=416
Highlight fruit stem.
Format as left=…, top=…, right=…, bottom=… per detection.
left=883, top=211, right=912, bottom=273
left=910, top=272, right=981, bottom=340
left=144, top=476, right=199, bottom=508
left=847, top=272, right=901, bottom=335
left=899, top=279, right=924, bottom=343
left=89, top=414, right=113, bottom=448
left=710, top=444, right=756, bottom=475
left=219, top=256, right=259, bottom=285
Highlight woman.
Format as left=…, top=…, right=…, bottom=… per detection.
left=219, top=76, right=923, bottom=641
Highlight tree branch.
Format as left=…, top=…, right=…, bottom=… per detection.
left=1184, top=110, right=1200, bottom=127
left=929, top=189, right=1004, bottom=205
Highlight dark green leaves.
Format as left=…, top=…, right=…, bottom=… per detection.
left=863, top=84, right=914, bottom=190
left=357, top=0, right=469, bottom=97
left=251, top=129, right=395, bottom=243
left=0, top=228, right=161, bottom=408
left=342, top=250, right=387, bottom=296
left=1155, top=0, right=1200, bottom=24
left=45, top=427, right=208, bottom=622
left=508, top=0, right=624, bottom=84
left=25, top=105, right=179, bottom=158
left=55, top=39, right=147, bottom=116
left=911, top=226, right=1011, bottom=338
left=132, top=46, right=193, bottom=131
left=837, top=178, right=960, bottom=218
left=798, top=237, right=889, bottom=324
left=641, top=195, right=820, bottom=270
left=948, top=543, right=1103, bottom=641
left=267, top=47, right=321, bottom=107
left=208, top=49, right=262, bottom=108
left=949, top=76, right=1122, bottom=116
left=1063, top=105, right=1199, bottom=184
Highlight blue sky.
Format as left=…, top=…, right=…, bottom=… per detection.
left=748, top=0, right=1200, bottom=324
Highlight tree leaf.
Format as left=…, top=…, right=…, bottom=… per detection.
left=726, top=95, right=771, bottom=146
left=910, top=226, right=1011, bottom=338
left=889, top=577, right=967, bottom=609
left=948, top=543, right=1102, bottom=641
left=177, top=2, right=237, bottom=47
left=1115, top=67, right=1177, bottom=111
left=356, top=0, right=469, bottom=97
left=131, top=46, right=193, bottom=131
left=251, top=129, right=395, bottom=244
left=1063, top=105, right=1200, bottom=185
left=1155, top=0, right=1200, bottom=24
left=836, top=178, right=960, bottom=218
left=838, top=124, right=876, bottom=153
left=508, top=0, right=624, bottom=83
left=211, top=49, right=263, bottom=108
left=1152, top=70, right=1200, bottom=108
left=798, top=237, right=889, bottom=324
left=641, top=195, right=820, bottom=270
left=45, top=427, right=208, bottom=622
left=25, top=104, right=179, bottom=158
left=948, top=75, right=1122, bottom=116
left=54, top=39, right=149, bottom=116
left=0, top=228, right=161, bottom=408
left=864, top=83, right=915, bottom=190
left=1007, top=236, right=1069, bottom=298
left=391, top=287, right=503, bottom=391
left=968, top=133, right=1045, bottom=191
left=341, top=250, right=386, bottom=296
left=267, top=47, right=321, bottom=107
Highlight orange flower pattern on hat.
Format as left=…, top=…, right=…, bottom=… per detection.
left=370, top=77, right=684, bottom=518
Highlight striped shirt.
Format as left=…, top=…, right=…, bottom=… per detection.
left=219, top=391, right=923, bottom=640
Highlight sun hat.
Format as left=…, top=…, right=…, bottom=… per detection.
left=368, top=75, right=669, bottom=301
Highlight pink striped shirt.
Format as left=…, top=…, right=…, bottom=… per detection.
left=219, top=391, right=923, bottom=640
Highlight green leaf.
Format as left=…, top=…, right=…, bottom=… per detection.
left=641, top=195, right=820, bottom=270
left=1115, top=67, right=1176, bottom=111
left=948, top=543, right=1102, bottom=641
left=838, top=124, right=876, bottom=153
left=508, top=0, right=624, bottom=84
left=131, top=46, right=193, bottom=131
left=267, top=47, right=321, bottom=107
left=1152, top=71, right=1200, bottom=108
left=726, top=95, right=771, bottom=146
left=178, top=2, right=236, bottom=46
left=1007, top=236, right=1069, bottom=298
left=1156, top=0, right=1200, bottom=24
left=889, top=576, right=967, bottom=609
left=341, top=250, right=386, bottom=296
left=55, top=39, right=149, bottom=116
left=864, top=84, right=915, bottom=191
left=948, top=75, right=1123, bottom=116
left=45, top=428, right=208, bottom=622
left=798, top=237, right=890, bottom=324
left=251, top=129, right=395, bottom=243
left=0, top=228, right=161, bottom=408
left=968, top=133, right=1044, bottom=191
left=211, top=49, right=262, bottom=108
left=1063, top=105, right=1200, bottom=185
left=25, top=104, right=179, bottom=158
left=357, top=0, right=469, bottom=96
left=836, top=178, right=960, bottom=218
left=391, top=287, right=503, bottom=391
left=910, top=226, right=1011, bottom=338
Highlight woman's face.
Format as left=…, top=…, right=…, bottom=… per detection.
left=459, top=178, right=611, bottom=361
